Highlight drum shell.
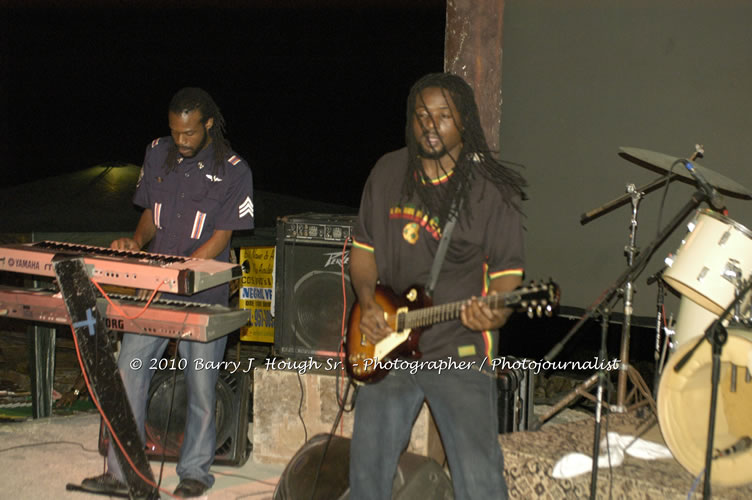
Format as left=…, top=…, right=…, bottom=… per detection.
left=658, top=328, right=752, bottom=487
left=673, top=295, right=718, bottom=351
left=663, top=209, right=752, bottom=316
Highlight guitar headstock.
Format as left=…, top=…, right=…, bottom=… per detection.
left=515, top=279, right=561, bottom=318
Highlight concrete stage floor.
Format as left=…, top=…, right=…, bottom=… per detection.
left=0, top=412, right=285, bottom=500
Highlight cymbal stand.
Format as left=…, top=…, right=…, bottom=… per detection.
left=537, top=189, right=708, bottom=426
left=613, top=184, right=656, bottom=413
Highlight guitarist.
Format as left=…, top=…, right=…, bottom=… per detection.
left=348, top=73, right=527, bottom=500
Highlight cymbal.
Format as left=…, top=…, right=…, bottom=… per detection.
left=619, top=147, right=752, bottom=199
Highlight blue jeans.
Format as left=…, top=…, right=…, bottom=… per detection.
left=350, top=367, right=508, bottom=500
left=106, top=333, right=227, bottom=487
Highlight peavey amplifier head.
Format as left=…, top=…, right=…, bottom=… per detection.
left=274, top=213, right=357, bottom=360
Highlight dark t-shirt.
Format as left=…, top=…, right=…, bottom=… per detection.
left=133, top=137, right=254, bottom=306
left=352, top=148, right=525, bottom=364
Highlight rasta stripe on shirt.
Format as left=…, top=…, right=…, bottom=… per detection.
left=352, top=238, right=374, bottom=253
left=489, top=268, right=524, bottom=279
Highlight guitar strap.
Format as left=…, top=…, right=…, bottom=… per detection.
left=425, top=199, right=460, bottom=298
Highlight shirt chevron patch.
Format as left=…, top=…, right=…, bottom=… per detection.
left=239, top=196, right=254, bottom=218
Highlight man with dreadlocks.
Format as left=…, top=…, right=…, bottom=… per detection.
left=82, top=87, right=254, bottom=498
left=348, top=73, right=526, bottom=499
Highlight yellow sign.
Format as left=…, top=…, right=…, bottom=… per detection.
left=239, top=246, right=275, bottom=343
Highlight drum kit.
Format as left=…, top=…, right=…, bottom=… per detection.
left=547, top=145, right=752, bottom=492
left=659, top=209, right=752, bottom=489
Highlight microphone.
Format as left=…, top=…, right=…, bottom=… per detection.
left=682, top=160, right=726, bottom=211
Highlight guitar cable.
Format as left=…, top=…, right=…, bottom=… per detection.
left=305, top=235, right=358, bottom=500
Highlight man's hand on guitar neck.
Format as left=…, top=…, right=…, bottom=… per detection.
left=359, top=299, right=392, bottom=345
left=461, top=294, right=507, bottom=331
left=461, top=274, right=522, bottom=331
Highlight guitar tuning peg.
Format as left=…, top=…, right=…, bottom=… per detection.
left=536, top=304, right=543, bottom=317
left=527, top=306, right=534, bottom=319
left=546, top=304, right=554, bottom=317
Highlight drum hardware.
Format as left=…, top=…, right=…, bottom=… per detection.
left=667, top=278, right=752, bottom=495
left=539, top=186, right=706, bottom=428
left=649, top=272, right=676, bottom=399
left=612, top=182, right=653, bottom=413
left=541, top=146, right=722, bottom=433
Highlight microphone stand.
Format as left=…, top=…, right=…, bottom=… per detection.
left=537, top=189, right=708, bottom=425
left=650, top=274, right=666, bottom=400
left=672, top=279, right=752, bottom=498
left=589, top=304, right=613, bottom=499
left=580, top=175, right=677, bottom=225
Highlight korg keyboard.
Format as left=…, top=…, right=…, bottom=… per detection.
left=0, top=286, right=250, bottom=342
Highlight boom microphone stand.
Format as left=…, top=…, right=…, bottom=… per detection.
left=537, top=189, right=708, bottom=425
left=589, top=305, right=613, bottom=499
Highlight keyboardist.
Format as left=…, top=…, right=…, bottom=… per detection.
left=83, top=87, right=254, bottom=499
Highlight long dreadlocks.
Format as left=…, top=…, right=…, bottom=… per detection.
left=403, top=73, right=527, bottom=227
left=164, top=87, right=232, bottom=177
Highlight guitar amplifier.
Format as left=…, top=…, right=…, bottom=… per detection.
left=274, top=213, right=358, bottom=360
left=496, top=356, right=535, bottom=434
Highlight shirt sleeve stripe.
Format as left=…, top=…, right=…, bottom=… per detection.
left=352, top=239, right=374, bottom=252
left=489, top=268, right=524, bottom=279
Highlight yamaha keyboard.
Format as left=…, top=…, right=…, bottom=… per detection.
left=0, top=286, right=250, bottom=342
left=0, top=241, right=241, bottom=295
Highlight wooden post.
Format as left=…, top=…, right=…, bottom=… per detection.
left=445, top=0, right=505, bottom=151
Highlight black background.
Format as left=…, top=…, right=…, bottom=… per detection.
left=3, top=3, right=446, bottom=208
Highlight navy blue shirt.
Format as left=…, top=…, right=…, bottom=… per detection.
left=133, top=137, right=254, bottom=305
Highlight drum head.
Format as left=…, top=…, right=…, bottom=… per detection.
left=658, top=328, right=752, bottom=486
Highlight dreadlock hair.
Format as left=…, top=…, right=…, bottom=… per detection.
left=403, top=73, right=527, bottom=227
left=164, top=87, right=232, bottom=177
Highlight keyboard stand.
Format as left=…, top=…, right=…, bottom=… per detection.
left=53, top=255, right=158, bottom=499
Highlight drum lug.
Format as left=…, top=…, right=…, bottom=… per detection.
left=719, top=229, right=732, bottom=246
left=696, top=267, right=709, bottom=283
left=721, top=259, right=742, bottom=284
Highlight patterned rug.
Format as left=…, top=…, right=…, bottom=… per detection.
left=500, top=411, right=752, bottom=499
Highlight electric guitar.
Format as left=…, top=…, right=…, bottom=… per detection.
left=345, top=280, right=560, bottom=383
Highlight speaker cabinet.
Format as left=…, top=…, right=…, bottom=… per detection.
left=273, top=434, right=454, bottom=500
left=274, top=213, right=358, bottom=360
left=99, top=369, right=251, bottom=466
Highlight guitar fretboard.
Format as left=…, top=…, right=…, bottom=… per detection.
left=401, top=293, right=518, bottom=331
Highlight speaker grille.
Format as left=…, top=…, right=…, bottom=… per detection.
left=274, top=214, right=357, bottom=360
left=98, top=369, right=251, bottom=466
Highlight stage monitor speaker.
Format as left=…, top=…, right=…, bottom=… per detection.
left=273, top=434, right=454, bottom=500
left=274, top=213, right=358, bottom=360
left=99, top=368, right=251, bottom=466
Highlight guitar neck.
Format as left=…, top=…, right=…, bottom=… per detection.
left=403, top=292, right=515, bottom=330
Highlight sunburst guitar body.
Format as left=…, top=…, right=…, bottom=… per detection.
left=345, top=280, right=560, bottom=384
